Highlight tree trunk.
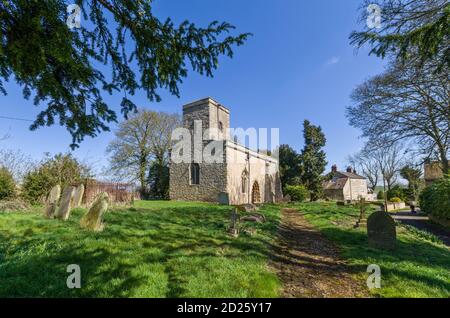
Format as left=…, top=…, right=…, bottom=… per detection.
left=139, top=155, right=147, bottom=199
left=439, top=148, right=449, bottom=174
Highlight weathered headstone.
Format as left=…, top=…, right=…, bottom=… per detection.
left=367, top=211, right=397, bottom=250
left=228, top=208, right=240, bottom=238
left=72, top=184, right=85, bottom=208
left=218, top=192, right=230, bottom=205
left=240, top=213, right=266, bottom=223
left=282, top=194, right=291, bottom=203
left=354, top=198, right=367, bottom=228
left=44, top=185, right=61, bottom=218
left=55, top=186, right=75, bottom=220
left=80, top=192, right=109, bottom=231
left=236, top=203, right=258, bottom=213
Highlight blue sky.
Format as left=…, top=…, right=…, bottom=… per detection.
left=0, top=0, right=385, bottom=176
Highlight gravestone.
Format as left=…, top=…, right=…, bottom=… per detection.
left=72, top=184, right=85, bottom=208
left=227, top=208, right=240, bottom=238
left=55, top=186, right=75, bottom=220
left=236, top=203, right=258, bottom=213
left=367, top=211, right=396, bottom=250
left=240, top=213, right=266, bottom=223
left=80, top=192, right=109, bottom=231
left=282, top=194, right=291, bottom=203
left=218, top=192, right=230, bottom=205
left=44, top=185, right=61, bottom=218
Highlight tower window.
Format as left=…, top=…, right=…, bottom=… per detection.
left=219, top=121, right=224, bottom=131
left=190, top=163, right=200, bottom=185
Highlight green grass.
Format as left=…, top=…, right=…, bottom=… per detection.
left=2, top=200, right=448, bottom=298
left=290, top=202, right=450, bottom=298
left=0, top=201, right=281, bottom=298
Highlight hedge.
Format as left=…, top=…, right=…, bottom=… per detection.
left=284, top=185, right=309, bottom=202
left=419, top=175, right=450, bottom=220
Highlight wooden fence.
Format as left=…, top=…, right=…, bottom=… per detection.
left=83, top=180, right=135, bottom=205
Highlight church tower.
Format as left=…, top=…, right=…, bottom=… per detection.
left=182, top=97, right=230, bottom=141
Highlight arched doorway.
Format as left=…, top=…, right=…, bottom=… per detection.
left=251, top=181, right=261, bottom=204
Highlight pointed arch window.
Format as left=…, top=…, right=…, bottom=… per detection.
left=190, top=163, right=200, bottom=185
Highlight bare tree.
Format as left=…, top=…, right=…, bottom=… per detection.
left=348, top=151, right=380, bottom=191
left=347, top=58, right=449, bottom=173
left=350, top=141, right=405, bottom=192
left=0, top=149, right=35, bottom=183
left=106, top=110, right=180, bottom=197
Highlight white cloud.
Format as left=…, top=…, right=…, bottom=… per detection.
left=324, top=56, right=340, bottom=66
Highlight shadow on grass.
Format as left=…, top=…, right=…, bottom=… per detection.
left=318, top=227, right=450, bottom=293
left=0, top=203, right=281, bottom=298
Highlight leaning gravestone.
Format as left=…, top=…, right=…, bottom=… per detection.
left=44, top=185, right=61, bottom=218
left=55, top=186, right=75, bottom=220
left=72, top=184, right=85, bottom=208
left=80, top=192, right=109, bottom=231
left=367, top=211, right=397, bottom=250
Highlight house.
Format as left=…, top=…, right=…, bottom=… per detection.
left=323, top=165, right=370, bottom=201
left=169, top=97, right=283, bottom=205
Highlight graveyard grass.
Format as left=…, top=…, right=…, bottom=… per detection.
left=291, top=202, right=450, bottom=298
left=1, top=201, right=449, bottom=298
left=0, top=201, right=280, bottom=297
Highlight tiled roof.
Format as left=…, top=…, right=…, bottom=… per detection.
left=335, top=171, right=366, bottom=180
left=323, top=178, right=348, bottom=190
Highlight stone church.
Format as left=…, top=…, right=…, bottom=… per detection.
left=169, top=97, right=283, bottom=205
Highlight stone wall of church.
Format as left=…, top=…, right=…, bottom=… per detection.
left=225, top=141, right=281, bottom=205
left=169, top=160, right=227, bottom=202
left=169, top=97, right=282, bottom=205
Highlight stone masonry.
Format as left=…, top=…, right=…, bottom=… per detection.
left=169, top=97, right=282, bottom=205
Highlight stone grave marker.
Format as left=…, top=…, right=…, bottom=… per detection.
left=55, top=186, right=75, bottom=220
left=72, top=184, right=85, bottom=208
left=367, top=211, right=397, bottom=250
left=80, top=192, right=109, bottom=231
left=44, top=185, right=61, bottom=218
left=218, top=192, right=230, bottom=205
left=228, top=208, right=240, bottom=238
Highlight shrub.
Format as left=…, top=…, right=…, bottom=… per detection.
left=377, top=190, right=384, bottom=200
left=419, top=175, right=450, bottom=220
left=22, top=153, right=90, bottom=204
left=389, top=197, right=402, bottom=203
left=387, top=185, right=407, bottom=201
left=284, top=185, right=309, bottom=202
left=0, top=167, right=16, bottom=200
left=0, top=199, right=30, bottom=212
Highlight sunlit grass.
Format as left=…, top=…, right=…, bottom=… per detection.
left=291, top=202, right=450, bottom=298
left=0, top=201, right=281, bottom=298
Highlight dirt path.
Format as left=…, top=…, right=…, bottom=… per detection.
left=271, top=208, right=369, bottom=298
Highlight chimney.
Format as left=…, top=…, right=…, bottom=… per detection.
left=331, top=165, right=337, bottom=173
left=353, top=168, right=357, bottom=174
left=346, top=166, right=353, bottom=173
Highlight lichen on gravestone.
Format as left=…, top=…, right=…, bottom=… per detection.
left=80, top=192, right=109, bottom=232
left=72, top=184, right=85, bottom=208
left=55, top=186, right=75, bottom=220
left=44, top=184, right=61, bottom=218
